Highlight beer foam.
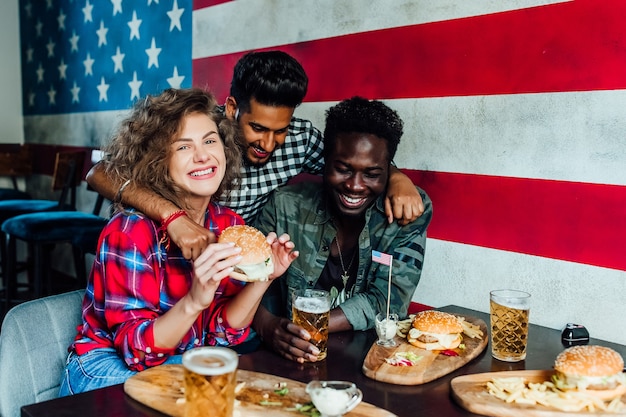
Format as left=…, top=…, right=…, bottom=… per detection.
left=183, top=347, right=238, bottom=375
left=494, top=299, right=529, bottom=310
left=490, top=290, right=530, bottom=310
left=294, top=297, right=330, bottom=314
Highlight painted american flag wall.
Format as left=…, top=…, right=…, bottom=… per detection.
left=20, top=0, right=626, bottom=344
left=191, top=0, right=626, bottom=344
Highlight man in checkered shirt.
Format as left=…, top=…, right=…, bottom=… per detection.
left=87, top=51, right=424, bottom=259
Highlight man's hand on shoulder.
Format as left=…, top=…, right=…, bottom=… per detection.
left=167, top=215, right=216, bottom=260
left=385, top=168, right=425, bottom=225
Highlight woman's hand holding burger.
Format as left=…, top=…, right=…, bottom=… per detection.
left=186, top=240, right=244, bottom=312
left=186, top=225, right=298, bottom=314
left=265, top=231, right=299, bottom=280
left=217, top=225, right=298, bottom=282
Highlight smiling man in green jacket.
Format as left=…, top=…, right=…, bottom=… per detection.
left=252, top=96, right=433, bottom=363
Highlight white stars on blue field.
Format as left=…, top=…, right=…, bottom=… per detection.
left=20, top=0, right=192, bottom=115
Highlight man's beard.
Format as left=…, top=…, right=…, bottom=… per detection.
left=241, top=143, right=271, bottom=168
left=243, top=153, right=267, bottom=168
left=238, top=141, right=262, bottom=168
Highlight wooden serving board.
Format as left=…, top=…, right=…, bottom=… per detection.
left=362, top=314, right=488, bottom=385
left=124, top=364, right=396, bottom=417
left=450, top=370, right=626, bottom=417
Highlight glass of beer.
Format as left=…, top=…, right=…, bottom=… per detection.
left=292, top=289, right=331, bottom=361
left=182, top=347, right=239, bottom=417
left=490, top=289, right=531, bottom=362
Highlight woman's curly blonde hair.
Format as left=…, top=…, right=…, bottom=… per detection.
left=102, top=88, right=242, bottom=212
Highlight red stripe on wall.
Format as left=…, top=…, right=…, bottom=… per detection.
left=403, top=170, right=626, bottom=272
left=193, top=0, right=626, bottom=102
left=193, top=0, right=232, bottom=10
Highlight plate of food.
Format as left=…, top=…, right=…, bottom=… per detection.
left=450, top=345, right=626, bottom=416
left=362, top=310, right=488, bottom=385
left=124, top=364, right=396, bottom=417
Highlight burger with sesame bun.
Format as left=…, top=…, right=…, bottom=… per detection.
left=552, top=345, right=626, bottom=400
left=407, top=310, right=464, bottom=351
left=218, top=225, right=274, bottom=282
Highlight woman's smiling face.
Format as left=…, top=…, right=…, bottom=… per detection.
left=169, top=112, right=226, bottom=201
left=324, top=131, right=389, bottom=218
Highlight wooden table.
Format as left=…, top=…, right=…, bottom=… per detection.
left=21, top=305, right=626, bottom=417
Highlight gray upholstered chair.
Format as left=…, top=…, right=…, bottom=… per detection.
left=0, top=289, right=84, bottom=417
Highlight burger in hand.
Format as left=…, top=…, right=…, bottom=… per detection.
left=218, top=225, right=274, bottom=282
left=552, top=345, right=626, bottom=400
left=407, top=310, right=464, bottom=350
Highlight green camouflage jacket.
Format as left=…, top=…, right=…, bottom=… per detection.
left=254, top=181, right=433, bottom=331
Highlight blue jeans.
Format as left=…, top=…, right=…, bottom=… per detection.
left=58, top=348, right=183, bottom=397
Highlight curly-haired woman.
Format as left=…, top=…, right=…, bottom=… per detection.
left=59, top=88, right=298, bottom=395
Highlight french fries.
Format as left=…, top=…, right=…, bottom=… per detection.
left=457, top=316, right=483, bottom=339
left=486, top=377, right=626, bottom=412
left=396, top=314, right=415, bottom=338
left=395, top=314, right=484, bottom=340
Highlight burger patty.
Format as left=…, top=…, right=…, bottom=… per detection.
left=417, top=334, right=439, bottom=343
left=554, top=371, right=626, bottom=391
left=587, top=380, right=621, bottom=390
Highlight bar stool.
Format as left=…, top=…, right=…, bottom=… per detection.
left=0, top=150, right=85, bottom=309
left=2, top=207, right=108, bottom=295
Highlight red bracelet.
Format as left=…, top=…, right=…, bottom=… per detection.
left=160, top=209, right=187, bottom=232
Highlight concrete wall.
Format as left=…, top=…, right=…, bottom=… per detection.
left=0, top=0, right=24, bottom=190
left=0, top=0, right=23, bottom=145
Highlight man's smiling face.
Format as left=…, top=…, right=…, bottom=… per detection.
left=227, top=97, right=293, bottom=167
left=324, top=132, right=390, bottom=219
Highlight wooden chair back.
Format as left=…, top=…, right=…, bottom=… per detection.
left=0, top=143, right=33, bottom=189
left=52, top=150, right=85, bottom=210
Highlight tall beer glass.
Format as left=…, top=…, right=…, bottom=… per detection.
left=292, top=289, right=331, bottom=361
left=182, top=347, right=238, bottom=417
left=490, top=289, right=531, bottom=362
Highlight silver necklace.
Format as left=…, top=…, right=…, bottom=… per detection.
left=335, top=236, right=356, bottom=287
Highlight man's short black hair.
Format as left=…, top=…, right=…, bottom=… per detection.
left=230, top=50, right=308, bottom=114
left=323, top=96, right=404, bottom=161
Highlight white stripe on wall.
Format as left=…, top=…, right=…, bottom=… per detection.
left=29, top=87, right=626, bottom=189
left=193, top=0, right=571, bottom=59
left=417, top=238, right=626, bottom=345
left=296, top=89, right=626, bottom=187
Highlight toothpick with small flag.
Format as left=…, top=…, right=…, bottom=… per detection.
left=372, top=250, right=393, bottom=319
